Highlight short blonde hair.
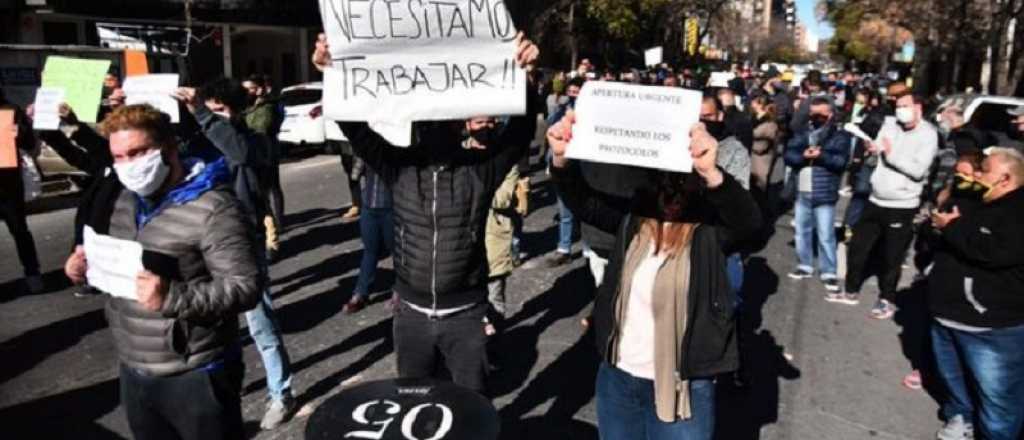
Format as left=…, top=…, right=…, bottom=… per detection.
left=99, top=104, right=176, bottom=147
left=985, top=147, right=1024, bottom=183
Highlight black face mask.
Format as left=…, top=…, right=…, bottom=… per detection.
left=468, top=127, right=496, bottom=146
left=1010, top=127, right=1024, bottom=140
left=701, top=120, right=727, bottom=140
left=567, top=96, right=577, bottom=109
left=810, top=115, right=830, bottom=130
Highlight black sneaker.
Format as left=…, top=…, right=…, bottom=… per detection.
left=74, top=285, right=102, bottom=298
left=787, top=268, right=813, bottom=280
left=823, top=278, right=841, bottom=292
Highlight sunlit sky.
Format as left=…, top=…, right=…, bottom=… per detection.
left=797, top=0, right=835, bottom=40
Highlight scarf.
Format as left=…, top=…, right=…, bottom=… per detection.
left=614, top=222, right=696, bottom=422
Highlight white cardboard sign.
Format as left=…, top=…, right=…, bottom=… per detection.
left=567, top=82, right=702, bottom=173
left=83, top=225, right=144, bottom=301
left=32, top=87, right=65, bottom=131
left=123, top=74, right=181, bottom=123
left=708, top=71, right=735, bottom=88
left=644, top=47, right=663, bottom=67
left=318, top=0, right=527, bottom=147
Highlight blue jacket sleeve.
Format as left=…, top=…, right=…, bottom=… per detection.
left=819, top=132, right=851, bottom=173
left=784, top=131, right=810, bottom=168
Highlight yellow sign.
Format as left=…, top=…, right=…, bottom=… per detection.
left=686, top=18, right=699, bottom=56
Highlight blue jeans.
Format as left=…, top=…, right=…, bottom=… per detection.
left=726, top=253, right=744, bottom=311
left=596, top=363, right=715, bottom=440
left=557, top=194, right=574, bottom=254
left=245, top=290, right=293, bottom=402
left=794, top=193, right=838, bottom=279
left=931, top=321, right=1024, bottom=440
left=355, top=208, right=394, bottom=298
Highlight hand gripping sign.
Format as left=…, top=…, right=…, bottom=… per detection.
left=567, top=81, right=703, bottom=173
left=318, top=0, right=527, bottom=147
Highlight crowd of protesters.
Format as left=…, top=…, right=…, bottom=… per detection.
left=1, top=28, right=1023, bottom=440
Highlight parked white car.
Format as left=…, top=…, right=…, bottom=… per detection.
left=277, top=82, right=348, bottom=153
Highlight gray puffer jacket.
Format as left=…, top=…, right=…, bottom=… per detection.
left=102, top=184, right=261, bottom=377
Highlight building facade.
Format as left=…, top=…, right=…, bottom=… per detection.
left=1, top=0, right=322, bottom=87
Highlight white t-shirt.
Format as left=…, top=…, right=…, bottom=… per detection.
left=616, top=250, right=667, bottom=380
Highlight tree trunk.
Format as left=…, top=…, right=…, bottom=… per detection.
left=997, top=16, right=1021, bottom=95
left=568, top=2, right=578, bottom=71
left=913, top=41, right=933, bottom=94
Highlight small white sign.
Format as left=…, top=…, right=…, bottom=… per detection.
left=32, top=87, right=65, bottom=131
left=123, top=74, right=180, bottom=123
left=567, top=82, right=702, bottom=173
left=83, top=225, right=144, bottom=301
left=644, top=47, right=663, bottom=67
left=708, top=72, right=735, bottom=88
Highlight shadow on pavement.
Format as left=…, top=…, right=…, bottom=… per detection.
left=0, top=308, right=107, bottom=384
left=893, top=279, right=944, bottom=411
left=0, top=377, right=125, bottom=439
left=0, top=269, right=73, bottom=304
left=716, top=256, right=801, bottom=439
left=491, top=266, right=599, bottom=439
left=274, top=217, right=361, bottom=264
left=241, top=317, right=394, bottom=405
left=271, top=245, right=362, bottom=301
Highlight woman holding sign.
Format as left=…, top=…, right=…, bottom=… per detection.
left=547, top=113, right=761, bottom=439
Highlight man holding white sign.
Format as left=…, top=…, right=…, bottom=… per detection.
left=313, top=25, right=538, bottom=393
left=64, top=104, right=261, bottom=440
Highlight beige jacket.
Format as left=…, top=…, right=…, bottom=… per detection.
left=486, top=168, right=520, bottom=277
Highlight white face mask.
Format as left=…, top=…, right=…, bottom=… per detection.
left=114, top=149, right=170, bottom=197
left=896, top=107, right=917, bottom=125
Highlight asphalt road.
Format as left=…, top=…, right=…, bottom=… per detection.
left=0, top=153, right=941, bottom=439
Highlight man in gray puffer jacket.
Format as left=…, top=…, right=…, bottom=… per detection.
left=65, top=105, right=261, bottom=440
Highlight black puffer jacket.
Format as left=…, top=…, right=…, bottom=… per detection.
left=553, top=161, right=761, bottom=378
left=339, top=99, right=536, bottom=310
left=81, top=174, right=261, bottom=376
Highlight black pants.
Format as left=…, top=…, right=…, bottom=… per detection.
left=340, top=153, right=362, bottom=208
left=393, top=301, right=488, bottom=393
left=844, top=201, right=917, bottom=301
left=265, top=165, right=285, bottom=232
left=119, top=362, right=244, bottom=440
left=0, top=194, right=40, bottom=277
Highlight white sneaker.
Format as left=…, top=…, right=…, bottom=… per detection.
left=260, top=397, right=297, bottom=430
left=937, top=414, right=974, bottom=440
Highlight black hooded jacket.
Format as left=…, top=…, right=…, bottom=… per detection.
left=337, top=92, right=536, bottom=310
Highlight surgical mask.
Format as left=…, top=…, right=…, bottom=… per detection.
left=113, top=149, right=171, bottom=197
left=896, top=107, right=916, bottom=125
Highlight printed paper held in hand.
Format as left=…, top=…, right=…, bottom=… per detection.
left=83, top=225, right=144, bottom=300
left=32, top=87, right=65, bottom=130
left=124, top=74, right=180, bottom=122
left=318, top=0, right=527, bottom=147
left=567, top=82, right=703, bottom=173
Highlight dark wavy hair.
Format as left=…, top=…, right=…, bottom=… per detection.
left=198, top=77, right=248, bottom=113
